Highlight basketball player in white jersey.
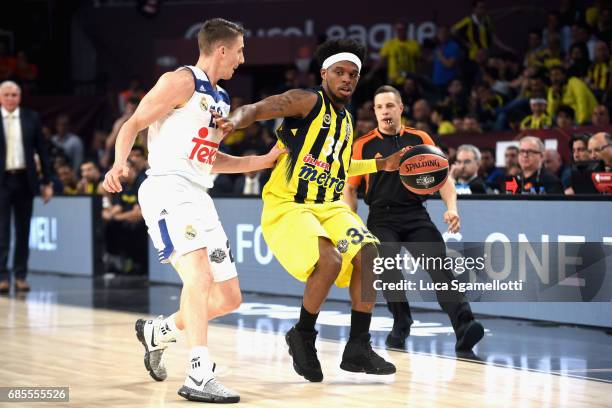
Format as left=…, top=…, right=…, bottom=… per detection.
left=103, top=18, right=280, bottom=403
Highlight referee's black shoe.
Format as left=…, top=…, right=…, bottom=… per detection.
left=285, top=326, right=323, bottom=382
left=340, top=333, right=396, bottom=375
left=455, top=320, right=484, bottom=351
left=385, top=325, right=410, bottom=349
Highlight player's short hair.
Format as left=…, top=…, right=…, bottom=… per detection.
left=198, top=18, right=245, bottom=55
left=374, top=85, right=402, bottom=103
left=314, top=39, right=367, bottom=68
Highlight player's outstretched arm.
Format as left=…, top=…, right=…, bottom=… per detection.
left=103, top=70, right=193, bottom=193
left=216, top=89, right=318, bottom=136
left=211, top=144, right=286, bottom=174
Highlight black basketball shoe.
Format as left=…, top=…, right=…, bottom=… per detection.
left=455, top=320, right=484, bottom=351
left=285, top=326, right=323, bottom=382
left=340, top=333, right=396, bottom=375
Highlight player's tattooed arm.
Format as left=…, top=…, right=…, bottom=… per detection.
left=216, top=89, right=318, bottom=136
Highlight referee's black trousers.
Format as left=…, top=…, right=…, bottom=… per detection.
left=367, top=206, right=474, bottom=335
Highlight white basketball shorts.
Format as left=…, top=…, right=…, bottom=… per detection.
left=138, top=174, right=237, bottom=282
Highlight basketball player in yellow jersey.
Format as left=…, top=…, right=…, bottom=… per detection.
left=216, top=39, right=406, bottom=382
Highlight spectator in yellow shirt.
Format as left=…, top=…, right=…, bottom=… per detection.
left=547, top=66, right=598, bottom=124
left=587, top=41, right=611, bottom=97
left=520, top=98, right=553, bottom=130
left=367, top=22, right=420, bottom=85
left=451, top=0, right=514, bottom=61
left=431, top=105, right=456, bottom=135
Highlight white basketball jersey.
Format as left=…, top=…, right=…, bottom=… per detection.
left=146, top=65, right=230, bottom=188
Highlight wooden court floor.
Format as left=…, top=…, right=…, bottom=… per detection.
left=1, top=296, right=611, bottom=407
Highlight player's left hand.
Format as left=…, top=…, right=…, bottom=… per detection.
left=444, top=210, right=461, bottom=233
left=210, top=110, right=235, bottom=138
left=261, top=144, right=288, bottom=168
left=380, top=146, right=409, bottom=171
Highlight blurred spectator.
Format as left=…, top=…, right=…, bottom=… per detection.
left=555, top=104, right=576, bottom=129
left=89, top=129, right=109, bottom=169
left=77, top=160, right=103, bottom=194
left=357, top=100, right=376, bottom=121
left=544, top=148, right=571, bottom=188
left=276, top=68, right=300, bottom=93
left=463, top=115, right=483, bottom=133
left=56, top=164, right=78, bottom=195
left=516, top=136, right=563, bottom=193
left=233, top=151, right=271, bottom=195
left=431, top=105, right=456, bottom=135
left=472, top=83, right=503, bottom=129
left=571, top=133, right=591, bottom=162
left=102, top=160, right=147, bottom=274
left=367, top=22, right=420, bottom=85
left=412, top=99, right=432, bottom=125
left=399, top=78, right=423, bottom=118
left=450, top=144, right=489, bottom=194
left=539, top=32, right=565, bottom=69
left=356, top=117, right=377, bottom=138
left=432, top=26, right=460, bottom=89
left=570, top=22, right=597, bottom=60
left=451, top=0, right=514, bottom=61
left=586, top=41, right=610, bottom=97
left=524, top=29, right=544, bottom=69
left=118, top=75, right=146, bottom=114
left=51, top=114, right=84, bottom=170
left=128, top=145, right=148, bottom=186
left=588, top=132, right=612, bottom=170
left=520, top=98, right=552, bottom=130
left=0, top=43, right=16, bottom=81
left=505, top=145, right=519, bottom=169
left=591, top=104, right=610, bottom=125
left=479, top=147, right=504, bottom=186
left=565, top=42, right=591, bottom=78
left=440, top=79, right=469, bottom=118
left=547, top=66, right=597, bottom=124
left=542, top=11, right=572, bottom=54
left=595, top=7, right=612, bottom=42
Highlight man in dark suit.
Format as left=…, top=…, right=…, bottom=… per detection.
left=0, top=81, right=53, bottom=293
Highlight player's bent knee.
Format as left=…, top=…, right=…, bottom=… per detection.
left=225, top=289, right=242, bottom=312
left=316, top=245, right=343, bottom=280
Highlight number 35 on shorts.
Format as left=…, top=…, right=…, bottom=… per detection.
left=346, top=227, right=377, bottom=245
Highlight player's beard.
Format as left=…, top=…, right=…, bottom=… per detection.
left=329, top=89, right=351, bottom=106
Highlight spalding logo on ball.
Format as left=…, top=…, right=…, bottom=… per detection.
left=399, top=144, right=449, bottom=194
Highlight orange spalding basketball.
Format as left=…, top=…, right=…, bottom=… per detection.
left=399, top=144, right=449, bottom=194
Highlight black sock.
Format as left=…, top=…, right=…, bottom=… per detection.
left=349, top=309, right=372, bottom=340
left=295, top=304, right=319, bottom=333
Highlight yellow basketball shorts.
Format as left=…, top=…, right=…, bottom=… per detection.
left=261, top=198, right=379, bottom=288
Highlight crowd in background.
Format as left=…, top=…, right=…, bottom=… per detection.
left=2, top=0, right=612, bottom=275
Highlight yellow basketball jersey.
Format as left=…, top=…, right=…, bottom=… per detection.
left=263, top=87, right=354, bottom=204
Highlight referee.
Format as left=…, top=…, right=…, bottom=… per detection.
left=345, top=86, right=484, bottom=351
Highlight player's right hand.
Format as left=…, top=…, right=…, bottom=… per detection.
left=103, top=164, right=129, bottom=193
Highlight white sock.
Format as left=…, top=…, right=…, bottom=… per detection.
left=189, top=346, right=214, bottom=375
left=159, top=313, right=180, bottom=342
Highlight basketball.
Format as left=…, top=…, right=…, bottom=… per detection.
left=399, top=144, right=449, bottom=194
